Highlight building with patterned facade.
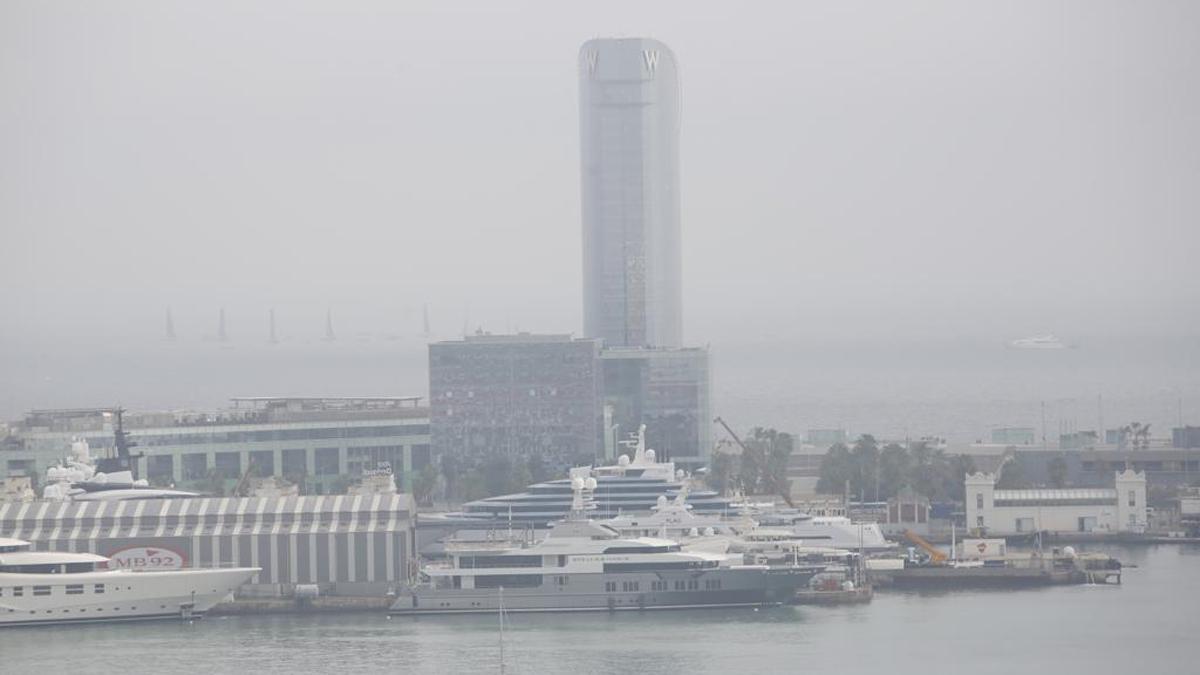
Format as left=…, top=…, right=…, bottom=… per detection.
left=0, top=493, right=416, bottom=597
left=429, top=334, right=603, bottom=464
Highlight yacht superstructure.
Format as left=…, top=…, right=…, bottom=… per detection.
left=41, top=437, right=199, bottom=502
left=441, top=427, right=732, bottom=527
left=0, top=538, right=258, bottom=627
left=601, top=489, right=751, bottom=541
left=390, top=479, right=815, bottom=615
left=755, top=513, right=897, bottom=553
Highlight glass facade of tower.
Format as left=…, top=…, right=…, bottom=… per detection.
left=579, top=38, right=682, bottom=349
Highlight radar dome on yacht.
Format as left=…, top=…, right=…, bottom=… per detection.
left=617, top=455, right=630, bottom=467
left=584, top=477, right=598, bottom=491
left=645, top=449, right=656, bottom=462
left=704, top=527, right=715, bottom=536
left=571, top=477, right=585, bottom=491
left=656, top=495, right=668, bottom=508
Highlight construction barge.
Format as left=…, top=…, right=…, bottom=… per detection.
left=878, top=530, right=1122, bottom=589
left=886, top=561, right=1119, bottom=588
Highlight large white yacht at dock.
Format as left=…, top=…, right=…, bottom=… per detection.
left=754, top=512, right=897, bottom=553
left=433, top=426, right=732, bottom=527
left=0, top=538, right=258, bottom=627
left=391, top=479, right=816, bottom=615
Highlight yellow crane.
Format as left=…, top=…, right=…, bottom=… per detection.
left=903, top=529, right=948, bottom=565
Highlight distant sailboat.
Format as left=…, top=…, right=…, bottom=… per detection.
left=324, top=308, right=336, bottom=342
left=165, top=308, right=176, bottom=341
left=268, top=308, right=279, bottom=344
left=218, top=308, right=229, bottom=342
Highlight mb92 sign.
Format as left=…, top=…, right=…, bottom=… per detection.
left=104, top=545, right=187, bottom=570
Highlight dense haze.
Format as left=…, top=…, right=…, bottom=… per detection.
left=2, top=1, right=1198, bottom=434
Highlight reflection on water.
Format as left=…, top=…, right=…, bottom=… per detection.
left=2, top=544, right=1196, bottom=674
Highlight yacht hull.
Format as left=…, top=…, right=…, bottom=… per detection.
left=389, top=567, right=813, bottom=615
left=0, top=567, right=259, bottom=627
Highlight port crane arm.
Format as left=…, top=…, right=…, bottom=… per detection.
left=713, top=416, right=795, bottom=508
left=903, top=529, right=948, bottom=565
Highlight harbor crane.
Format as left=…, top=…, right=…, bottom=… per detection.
left=903, top=529, right=948, bottom=565
left=713, top=416, right=796, bottom=508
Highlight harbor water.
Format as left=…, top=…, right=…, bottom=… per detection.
left=2, top=543, right=1195, bottom=674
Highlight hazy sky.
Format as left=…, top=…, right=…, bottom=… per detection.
left=3, top=0, right=1198, bottom=346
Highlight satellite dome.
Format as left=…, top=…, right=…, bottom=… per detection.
left=645, top=449, right=656, bottom=462
left=618, top=455, right=630, bottom=467
left=571, top=477, right=585, bottom=491
left=585, top=477, right=598, bottom=491
left=656, top=495, right=668, bottom=508
left=704, top=527, right=715, bottom=537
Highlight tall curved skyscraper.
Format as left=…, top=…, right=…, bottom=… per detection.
left=579, top=38, right=682, bottom=348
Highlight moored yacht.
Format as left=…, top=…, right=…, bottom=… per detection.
left=754, top=513, right=897, bottom=553
left=601, top=489, right=752, bottom=541
left=435, top=426, right=732, bottom=527
left=390, top=479, right=816, bottom=615
left=0, top=538, right=258, bottom=627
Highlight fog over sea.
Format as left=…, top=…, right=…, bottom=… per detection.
left=2, top=332, right=1196, bottom=446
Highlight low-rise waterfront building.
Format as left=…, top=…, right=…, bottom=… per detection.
left=807, top=429, right=848, bottom=447
left=0, top=493, right=416, bottom=597
left=991, top=427, right=1036, bottom=445
left=1, top=397, right=431, bottom=494
left=965, top=469, right=1147, bottom=535
left=1173, top=426, right=1200, bottom=449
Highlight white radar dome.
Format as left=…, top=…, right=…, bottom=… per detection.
left=645, top=449, right=656, bottom=462
left=1062, top=546, right=1077, bottom=559
left=618, top=455, right=630, bottom=467
left=656, top=495, right=668, bottom=508
left=585, top=477, right=598, bottom=491
left=571, top=477, right=585, bottom=491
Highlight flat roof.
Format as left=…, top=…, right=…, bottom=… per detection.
left=994, top=488, right=1118, bottom=502
left=230, top=396, right=422, bottom=403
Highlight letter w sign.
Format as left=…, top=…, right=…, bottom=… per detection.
left=642, top=50, right=660, bottom=75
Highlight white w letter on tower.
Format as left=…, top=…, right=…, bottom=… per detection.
left=584, top=50, right=598, bottom=75
left=642, top=50, right=660, bottom=75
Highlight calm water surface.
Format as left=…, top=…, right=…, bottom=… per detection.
left=2, top=544, right=1196, bottom=674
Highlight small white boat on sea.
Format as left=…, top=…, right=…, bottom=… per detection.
left=0, top=538, right=258, bottom=627
left=1008, top=334, right=1068, bottom=350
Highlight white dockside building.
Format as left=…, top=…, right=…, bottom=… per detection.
left=965, top=469, right=1147, bottom=535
